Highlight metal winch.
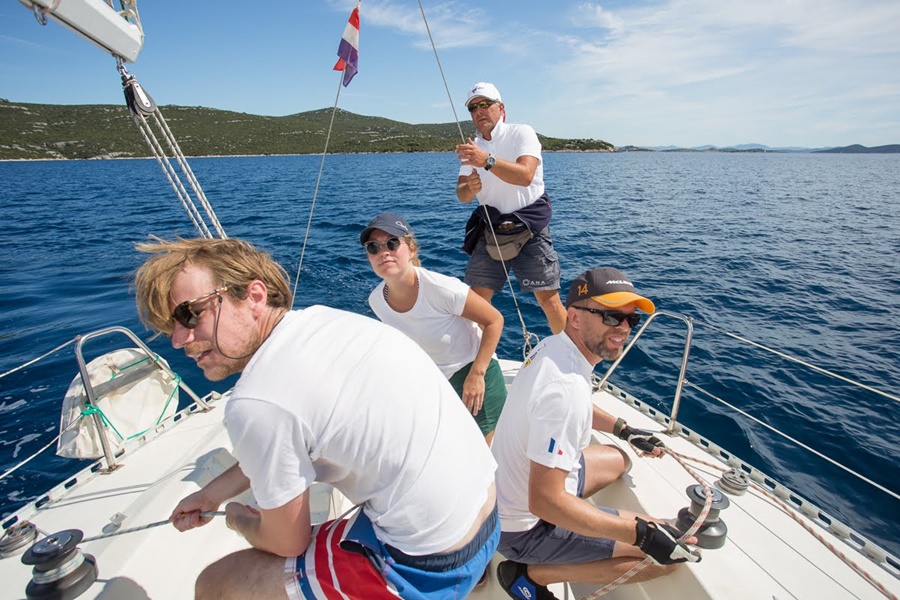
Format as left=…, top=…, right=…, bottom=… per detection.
left=675, top=484, right=732, bottom=549
left=1, top=521, right=39, bottom=558
left=21, top=529, right=97, bottom=600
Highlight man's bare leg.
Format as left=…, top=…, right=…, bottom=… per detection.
left=533, top=289, right=567, bottom=334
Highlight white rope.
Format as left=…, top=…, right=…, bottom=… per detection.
left=119, top=65, right=226, bottom=239
left=130, top=111, right=211, bottom=237
left=80, top=511, right=226, bottom=543
left=581, top=448, right=713, bottom=599
left=416, top=0, right=537, bottom=356
left=667, top=450, right=899, bottom=600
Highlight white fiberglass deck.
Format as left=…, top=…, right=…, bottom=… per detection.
left=2, top=373, right=898, bottom=599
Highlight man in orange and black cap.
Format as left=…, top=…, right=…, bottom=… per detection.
left=491, top=267, right=700, bottom=600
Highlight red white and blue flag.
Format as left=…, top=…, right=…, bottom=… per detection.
left=333, top=4, right=360, bottom=87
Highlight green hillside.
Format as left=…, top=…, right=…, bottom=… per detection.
left=0, top=100, right=615, bottom=160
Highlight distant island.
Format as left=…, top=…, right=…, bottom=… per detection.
left=0, top=100, right=614, bottom=161
left=619, top=143, right=900, bottom=154
left=1, top=99, right=897, bottom=160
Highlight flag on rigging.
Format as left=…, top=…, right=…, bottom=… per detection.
left=333, top=5, right=360, bottom=87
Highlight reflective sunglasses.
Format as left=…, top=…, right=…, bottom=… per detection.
left=364, top=237, right=402, bottom=255
left=467, top=100, right=497, bottom=113
left=571, top=306, right=641, bottom=328
left=171, top=286, right=229, bottom=329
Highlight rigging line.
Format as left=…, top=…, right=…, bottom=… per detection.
left=0, top=416, right=84, bottom=482
left=130, top=110, right=210, bottom=237
left=0, top=338, right=77, bottom=380
left=0, top=432, right=61, bottom=483
left=153, top=112, right=227, bottom=238
left=669, top=450, right=898, bottom=600
left=80, top=511, right=226, bottom=543
left=684, top=380, right=899, bottom=502
left=581, top=448, right=713, bottom=599
left=291, top=74, right=345, bottom=305
left=693, top=319, right=900, bottom=405
left=417, top=0, right=465, bottom=144
left=416, top=0, right=536, bottom=354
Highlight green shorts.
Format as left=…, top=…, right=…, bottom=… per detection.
left=448, top=358, right=508, bottom=436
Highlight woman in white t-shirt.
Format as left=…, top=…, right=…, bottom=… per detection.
left=361, top=212, right=507, bottom=443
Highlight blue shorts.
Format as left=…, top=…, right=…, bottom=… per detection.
left=465, top=226, right=561, bottom=293
left=498, top=455, right=620, bottom=565
left=286, top=506, right=500, bottom=600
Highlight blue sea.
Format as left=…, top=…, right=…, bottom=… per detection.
left=1, top=152, right=898, bottom=557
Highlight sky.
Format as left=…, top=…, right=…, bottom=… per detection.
left=2, top=0, right=899, bottom=148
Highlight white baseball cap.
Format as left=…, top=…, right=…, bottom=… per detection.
left=466, top=82, right=502, bottom=104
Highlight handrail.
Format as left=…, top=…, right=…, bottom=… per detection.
left=73, top=326, right=210, bottom=470
left=595, top=309, right=694, bottom=433
left=593, top=310, right=900, bottom=506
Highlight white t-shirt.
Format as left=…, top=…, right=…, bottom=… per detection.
left=368, top=267, right=481, bottom=378
left=225, top=307, right=496, bottom=554
left=458, top=120, right=545, bottom=215
left=491, top=332, right=594, bottom=532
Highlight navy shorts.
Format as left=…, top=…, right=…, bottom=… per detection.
left=465, top=226, right=561, bottom=293
left=498, top=455, right=620, bottom=565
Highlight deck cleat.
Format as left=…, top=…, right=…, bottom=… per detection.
left=676, top=485, right=731, bottom=549
left=21, top=529, right=98, bottom=600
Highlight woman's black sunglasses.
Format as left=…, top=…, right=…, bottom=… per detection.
left=364, top=237, right=402, bottom=255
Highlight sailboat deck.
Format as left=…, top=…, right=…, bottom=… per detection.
left=2, top=371, right=898, bottom=599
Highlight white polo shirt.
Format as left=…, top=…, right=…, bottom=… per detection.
left=459, top=120, right=545, bottom=214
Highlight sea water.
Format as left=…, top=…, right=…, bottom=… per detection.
left=0, top=151, right=898, bottom=556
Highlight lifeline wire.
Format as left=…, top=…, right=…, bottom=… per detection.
left=667, top=450, right=899, bottom=600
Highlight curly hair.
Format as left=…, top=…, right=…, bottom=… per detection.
left=133, top=236, right=292, bottom=335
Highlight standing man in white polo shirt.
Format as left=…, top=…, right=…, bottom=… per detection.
left=455, top=82, right=567, bottom=335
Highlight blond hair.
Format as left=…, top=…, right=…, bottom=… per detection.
left=403, top=234, right=422, bottom=267
left=133, top=236, right=292, bottom=335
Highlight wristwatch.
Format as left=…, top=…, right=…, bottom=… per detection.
left=484, top=154, right=496, bottom=171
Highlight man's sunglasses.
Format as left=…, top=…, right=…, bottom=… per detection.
left=571, top=306, right=641, bottom=328
left=171, top=286, right=229, bottom=329
left=467, top=100, right=498, bottom=113
left=364, top=237, right=402, bottom=255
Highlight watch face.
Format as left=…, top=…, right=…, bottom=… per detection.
left=486, top=156, right=495, bottom=170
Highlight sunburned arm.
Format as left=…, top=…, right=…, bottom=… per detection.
left=461, top=290, right=503, bottom=377
left=528, top=460, right=637, bottom=545
left=592, top=405, right=618, bottom=434
left=490, top=155, right=539, bottom=188
left=225, top=488, right=312, bottom=557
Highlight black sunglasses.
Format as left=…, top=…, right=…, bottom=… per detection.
left=364, top=237, right=402, bottom=255
left=171, top=286, right=229, bottom=329
left=467, top=100, right=497, bottom=113
left=571, top=306, right=641, bottom=328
